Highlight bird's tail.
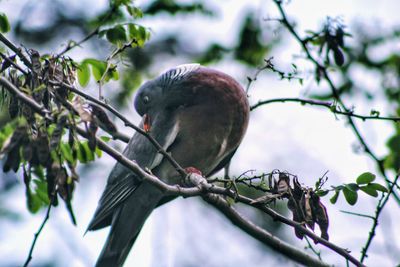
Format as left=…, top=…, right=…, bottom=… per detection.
left=95, top=182, right=163, bottom=267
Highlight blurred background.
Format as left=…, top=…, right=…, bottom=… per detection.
left=0, top=0, right=399, bottom=266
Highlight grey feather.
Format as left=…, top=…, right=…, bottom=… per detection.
left=88, top=112, right=178, bottom=232
left=158, top=63, right=200, bottom=88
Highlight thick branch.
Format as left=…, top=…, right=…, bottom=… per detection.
left=52, top=80, right=187, bottom=177
left=0, top=77, right=52, bottom=121
left=0, top=33, right=32, bottom=68
left=76, top=126, right=363, bottom=267
left=203, top=194, right=330, bottom=267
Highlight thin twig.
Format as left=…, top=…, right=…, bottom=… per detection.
left=340, top=210, right=375, bottom=220
left=272, top=0, right=400, bottom=204
left=0, top=33, right=32, bottom=68
left=304, top=236, right=323, bottom=261
left=98, top=38, right=138, bottom=99
left=56, top=6, right=117, bottom=57
left=250, top=97, right=400, bottom=122
left=23, top=201, right=53, bottom=267
left=0, top=52, right=29, bottom=75
left=360, top=175, right=400, bottom=262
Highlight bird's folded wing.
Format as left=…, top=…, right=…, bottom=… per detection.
left=87, top=116, right=180, bottom=231
left=87, top=173, right=139, bottom=231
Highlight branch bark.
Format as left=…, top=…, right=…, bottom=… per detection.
left=203, top=194, right=331, bottom=267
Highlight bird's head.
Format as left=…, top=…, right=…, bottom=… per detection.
left=134, top=64, right=201, bottom=127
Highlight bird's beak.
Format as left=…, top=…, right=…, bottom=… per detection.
left=143, top=113, right=151, bottom=132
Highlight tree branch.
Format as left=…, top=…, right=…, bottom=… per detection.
left=0, top=77, right=52, bottom=121
left=0, top=33, right=32, bottom=69
left=76, top=125, right=363, bottom=266
left=23, top=200, right=53, bottom=267
left=51, top=80, right=187, bottom=178
left=250, top=97, right=400, bottom=122
left=56, top=6, right=117, bottom=57
left=0, top=69, right=362, bottom=266
left=272, top=0, right=400, bottom=205
left=203, top=194, right=330, bottom=267
left=0, top=52, right=29, bottom=75
left=360, top=175, right=400, bottom=262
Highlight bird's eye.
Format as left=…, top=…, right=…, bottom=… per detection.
left=143, top=95, right=150, bottom=104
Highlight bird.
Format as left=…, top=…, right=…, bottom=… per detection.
left=87, top=63, right=250, bottom=267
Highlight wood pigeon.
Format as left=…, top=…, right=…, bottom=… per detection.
left=87, top=64, right=250, bottom=267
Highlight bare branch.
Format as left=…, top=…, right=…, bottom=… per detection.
left=360, top=175, right=400, bottom=262
left=23, top=201, right=53, bottom=267
left=251, top=97, right=400, bottom=122
left=0, top=77, right=52, bottom=121
left=0, top=52, right=29, bottom=75
left=0, top=33, right=32, bottom=68
left=203, top=194, right=330, bottom=267
left=51, top=80, right=187, bottom=178
left=76, top=125, right=364, bottom=266
left=272, top=0, right=400, bottom=205
left=340, top=210, right=375, bottom=220
left=56, top=6, right=117, bottom=57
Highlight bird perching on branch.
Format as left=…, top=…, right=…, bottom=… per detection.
left=87, top=64, right=250, bottom=267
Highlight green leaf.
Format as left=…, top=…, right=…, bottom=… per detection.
left=128, top=24, right=149, bottom=47
left=0, top=13, right=10, bottom=33
left=343, top=187, right=358, bottom=205
left=103, top=65, right=119, bottom=82
left=100, top=136, right=111, bottom=142
left=26, top=188, right=42, bottom=213
left=356, top=172, right=376, bottom=184
left=330, top=190, right=340, bottom=204
left=83, top=58, right=107, bottom=82
left=360, top=185, right=378, bottom=197
left=369, top=183, right=388, bottom=193
left=77, top=62, right=90, bottom=87
left=60, top=143, right=74, bottom=163
left=346, top=183, right=359, bottom=191
left=84, top=142, right=95, bottom=161
left=316, top=190, right=329, bottom=197
left=33, top=179, right=50, bottom=205
left=95, top=146, right=102, bottom=158
left=77, top=142, right=87, bottom=163
left=76, top=141, right=96, bottom=163
left=127, top=6, right=143, bottom=18
left=106, top=25, right=127, bottom=45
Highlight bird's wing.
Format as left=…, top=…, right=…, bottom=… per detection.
left=87, top=116, right=179, bottom=231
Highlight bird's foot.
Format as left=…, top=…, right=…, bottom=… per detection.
left=185, top=167, right=203, bottom=176
left=184, top=167, right=211, bottom=191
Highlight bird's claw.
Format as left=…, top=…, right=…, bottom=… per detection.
left=184, top=167, right=210, bottom=191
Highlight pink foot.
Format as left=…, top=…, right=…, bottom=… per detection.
left=185, top=167, right=203, bottom=176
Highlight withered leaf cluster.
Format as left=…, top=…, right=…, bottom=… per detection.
left=0, top=49, right=116, bottom=218
left=251, top=172, right=329, bottom=241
